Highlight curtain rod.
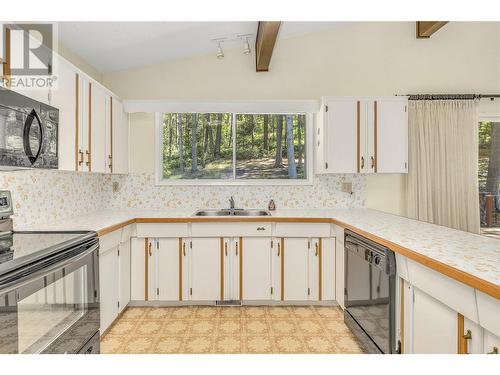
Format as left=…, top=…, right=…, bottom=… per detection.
left=397, top=94, right=500, bottom=100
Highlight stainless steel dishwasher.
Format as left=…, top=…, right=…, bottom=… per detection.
left=344, top=229, right=398, bottom=354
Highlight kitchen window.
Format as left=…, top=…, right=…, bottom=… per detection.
left=155, top=110, right=312, bottom=185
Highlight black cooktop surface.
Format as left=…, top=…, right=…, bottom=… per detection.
left=0, top=231, right=96, bottom=276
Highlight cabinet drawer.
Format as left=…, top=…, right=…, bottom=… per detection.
left=135, top=223, right=189, bottom=238
left=274, top=223, right=331, bottom=238
left=191, top=222, right=272, bottom=237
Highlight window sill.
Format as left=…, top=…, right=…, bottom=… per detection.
left=154, top=177, right=314, bottom=187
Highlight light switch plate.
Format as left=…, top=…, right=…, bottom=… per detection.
left=341, top=181, right=353, bottom=194
left=112, top=181, right=120, bottom=193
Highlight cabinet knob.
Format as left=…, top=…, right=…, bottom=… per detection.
left=183, top=243, right=186, bottom=256
left=277, top=242, right=280, bottom=256
left=225, top=242, right=228, bottom=256
left=370, top=156, right=375, bottom=170
left=235, top=242, right=238, bottom=256
left=78, top=149, right=85, bottom=166
left=148, top=242, right=152, bottom=256
left=361, top=157, right=365, bottom=169
left=85, top=150, right=91, bottom=166
left=315, top=242, right=319, bottom=256
left=256, top=227, right=265, bottom=231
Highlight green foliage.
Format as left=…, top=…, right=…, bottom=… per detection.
left=162, top=113, right=306, bottom=180
left=479, top=121, right=493, bottom=191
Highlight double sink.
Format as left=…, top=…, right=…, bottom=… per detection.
left=194, top=209, right=271, bottom=217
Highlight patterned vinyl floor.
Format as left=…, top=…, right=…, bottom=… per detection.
left=100, top=306, right=364, bottom=354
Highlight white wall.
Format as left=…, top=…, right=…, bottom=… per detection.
left=103, top=21, right=500, bottom=215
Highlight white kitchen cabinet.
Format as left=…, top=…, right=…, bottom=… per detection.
left=89, top=82, right=108, bottom=173
left=316, top=96, right=408, bottom=174
left=412, top=287, right=458, bottom=354
left=283, top=238, right=310, bottom=301
left=110, top=97, right=129, bottom=174
left=118, top=238, right=131, bottom=312
left=241, top=237, right=272, bottom=301
left=157, top=238, right=180, bottom=301
left=321, top=237, right=336, bottom=301
left=99, top=246, right=119, bottom=333
left=51, top=56, right=77, bottom=171
left=462, top=316, right=484, bottom=354
left=308, top=239, right=320, bottom=300
left=130, top=237, right=145, bottom=301
left=222, top=238, right=240, bottom=301
left=76, top=74, right=90, bottom=171
left=188, top=238, right=221, bottom=301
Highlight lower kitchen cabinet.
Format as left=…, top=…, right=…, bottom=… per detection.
left=412, top=287, right=458, bottom=354
left=188, top=238, right=221, bottom=301
left=222, top=238, right=240, bottom=301
left=147, top=238, right=180, bottom=301
left=118, top=239, right=131, bottom=313
left=282, top=238, right=322, bottom=301
left=99, top=246, right=119, bottom=333
left=130, top=237, right=146, bottom=301
left=241, top=237, right=273, bottom=301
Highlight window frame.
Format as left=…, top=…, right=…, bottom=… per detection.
left=154, top=111, right=314, bottom=186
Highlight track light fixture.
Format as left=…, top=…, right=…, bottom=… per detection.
left=243, top=37, right=251, bottom=55
left=216, top=42, right=224, bottom=59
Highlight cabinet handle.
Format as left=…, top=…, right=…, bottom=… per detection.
left=256, top=227, right=265, bottom=231
left=183, top=243, right=186, bottom=256
left=85, top=150, right=91, bottom=167
left=462, top=329, right=472, bottom=354
left=487, top=347, right=498, bottom=354
left=148, top=242, right=152, bottom=256
left=235, top=242, right=238, bottom=256
left=370, top=156, right=375, bottom=169
left=277, top=242, right=280, bottom=257
left=315, top=242, right=318, bottom=256
left=78, top=149, right=85, bottom=166
left=108, top=154, right=112, bottom=171
left=225, top=242, right=228, bottom=256
left=361, top=157, right=365, bottom=169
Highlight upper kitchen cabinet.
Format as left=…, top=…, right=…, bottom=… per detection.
left=315, top=96, right=408, bottom=174
left=109, top=97, right=129, bottom=174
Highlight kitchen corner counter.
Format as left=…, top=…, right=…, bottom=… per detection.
left=18, top=208, right=500, bottom=299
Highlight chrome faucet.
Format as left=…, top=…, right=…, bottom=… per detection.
left=229, top=196, right=235, bottom=210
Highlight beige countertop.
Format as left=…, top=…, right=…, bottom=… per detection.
left=18, top=208, right=500, bottom=299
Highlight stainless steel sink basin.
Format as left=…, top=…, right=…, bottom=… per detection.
left=232, top=210, right=270, bottom=216
left=193, top=209, right=271, bottom=217
left=194, top=209, right=232, bottom=216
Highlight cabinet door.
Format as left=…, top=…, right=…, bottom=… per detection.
left=308, top=239, right=320, bottom=300
left=118, top=239, right=131, bottom=312
left=283, top=238, right=309, bottom=301
left=111, top=98, right=129, bottom=174
left=412, top=287, right=457, bottom=353
left=89, top=82, right=107, bottom=173
left=324, top=98, right=358, bottom=173
left=189, top=238, right=221, bottom=301
left=77, top=75, right=90, bottom=171
left=242, top=237, right=272, bottom=301
left=363, top=99, right=375, bottom=174
left=321, top=238, right=336, bottom=301
left=483, top=330, right=500, bottom=355
left=157, top=238, right=180, bottom=301
left=99, top=247, right=119, bottom=333
left=222, top=238, right=240, bottom=301
left=272, top=238, right=282, bottom=301
left=52, top=57, right=77, bottom=171
left=375, top=98, right=408, bottom=173
left=147, top=239, right=156, bottom=300
left=130, top=238, right=146, bottom=301
left=462, top=316, right=484, bottom=354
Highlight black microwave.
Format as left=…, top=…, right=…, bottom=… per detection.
left=0, top=87, right=58, bottom=169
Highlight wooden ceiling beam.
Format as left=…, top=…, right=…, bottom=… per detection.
left=416, top=21, right=448, bottom=39
left=255, top=21, right=281, bottom=72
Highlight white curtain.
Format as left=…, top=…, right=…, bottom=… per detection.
left=406, top=100, right=480, bottom=233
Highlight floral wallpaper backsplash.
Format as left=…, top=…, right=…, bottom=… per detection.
left=107, top=173, right=366, bottom=211
left=0, top=170, right=366, bottom=228
left=0, top=170, right=112, bottom=229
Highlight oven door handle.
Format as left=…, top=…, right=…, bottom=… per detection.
left=0, top=243, right=98, bottom=295
left=23, top=109, right=45, bottom=166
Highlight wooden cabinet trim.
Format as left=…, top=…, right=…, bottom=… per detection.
left=280, top=238, right=285, bottom=301
left=144, top=238, right=148, bottom=301
left=75, top=73, right=79, bottom=170
left=356, top=101, right=361, bottom=173
left=239, top=237, right=243, bottom=301
left=318, top=238, right=322, bottom=301
left=109, top=97, right=113, bottom=173
left=220, top=238, right=224, bottom=301
left=178, top=238, right=183, bottom=301
left=374, top=100, right=378, bottom=173
left=88, top=82, right=92, bottom=171
left=458, top=313, right=465, bottom=354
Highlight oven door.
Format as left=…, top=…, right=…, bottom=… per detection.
left=0, top=240, right=99, bottom=354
